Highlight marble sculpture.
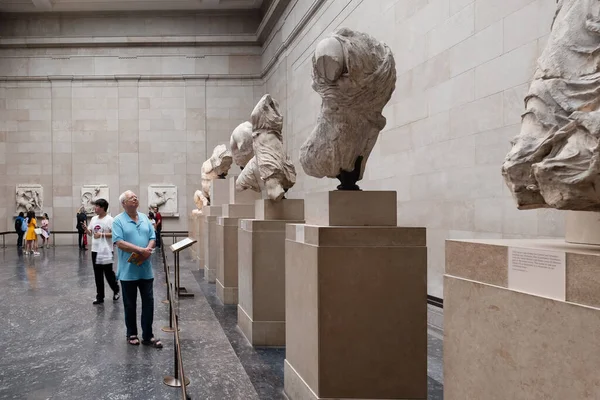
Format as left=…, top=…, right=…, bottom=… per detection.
left=502, top=0, right=600, bottom=211
left=15, top=184, right=43, bottom=214
left=299, top=28, right=396, bottom=190
left=195, top=144, right=233, bottom=208
left=236, top=94, right=296, bottom=201
left=230, top=121, right=254, bottom=169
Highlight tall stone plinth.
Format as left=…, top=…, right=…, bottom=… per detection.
left=284, top=191, right=427, bottom=400
left=215, top=184, right=259, bottom=305
left=203, top=178, right=230, bottom=283
left=445, top=238, right=600, bottom=400
left=237, top=199, right=305, bottom=347
left=189, top=212, right=205, bottom=269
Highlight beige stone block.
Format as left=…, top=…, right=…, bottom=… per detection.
left=285, top=226, right=427, bottom=399
left=445, top=244, right=600, bottom=400
left=428, top=3, right=474, bottom=57
left=475, top=0, right=537, bottom=32
left=450, top=92, right=503, bottom=139
left=210, top=178, right=230, bottom=206
left=305, top=191, right=397, bottom=227
left=427, top=70, right=474, bottom=115
left=216, top=216, right=241, bottom=305
left=204, top=213, right=220, bottom=283
left=474, top=41, right=538, bottom=99
left=238, top=219, right=303, bottom=347
left=449, top=20, right=503, bottom=76
left=221, top=204, right=254, bottom=219
left=254, top=199, right=304, bottom=221
left=446, top=239, right=508, bottom=286
left=229, top=176, right=262, bottom=204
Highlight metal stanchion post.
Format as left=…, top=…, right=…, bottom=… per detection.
left=163, top=315, right=189, bottom=388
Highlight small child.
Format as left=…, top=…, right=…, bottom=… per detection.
left=40, top=213, right=50, bottom=249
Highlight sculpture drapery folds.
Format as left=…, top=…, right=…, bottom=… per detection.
left=502, top=0, right=600, bottom=211
left=299, top=27, right=396, bottom=190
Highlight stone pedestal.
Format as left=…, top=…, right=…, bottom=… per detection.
left=284, top=191, right=427, bottom=400
left=215, top=179, right=260, bottom=305
left=203, top=206, right=221, bottom=283
left=203, top=178, right=230, bottom=283
left=238, top=199, right=305, bottom=347
left=445, top=238, right=600, bottom=400
left=189, top=212, right=205, bottom=270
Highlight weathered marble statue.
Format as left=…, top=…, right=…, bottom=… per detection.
left=230, top=121, right=254, bottom=169
left=299, top=28, right=396, bottom=190
left=236, top=94, right=296, bottom=201
left=502, top=0, right=600, bottom=211
left=195, top=144, right=233, bottom=208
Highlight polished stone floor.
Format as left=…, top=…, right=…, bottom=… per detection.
left=0, top=244, right=444, bottom=399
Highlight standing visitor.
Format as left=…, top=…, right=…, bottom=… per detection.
left=25, top=211, right=39, bottom=256
left=152, top=206, right=162, bottom=249
left=15, top=212, right=25, bottom=249
left=113, top=191, right=162, bottom=348
left=83, top=199, right=119, bottom=305
left=40, top=213, right=50, bottom=249
left=76, top=206, right=88, bottom=250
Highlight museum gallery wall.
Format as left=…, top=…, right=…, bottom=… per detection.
left=0, top=0, right=561, bottom=298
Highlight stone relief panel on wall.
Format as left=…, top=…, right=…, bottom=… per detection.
left=299, top=28, right=396, bottom=190
left=502, top=0, right=600, bottom=211
left=195, top=144, right=233, bottom=208
left=15, top=184, right=43, bottom=215
left=149, top=185, right=178, bottom=217
left=236, top=94, right=296, bottom=201
left=81, top=185, right=109, bottom=215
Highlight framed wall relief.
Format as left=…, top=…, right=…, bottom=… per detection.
left=148, top=184, right=178, bottom=217
left=15, top=184, right=43, bottom=215
left=81, top=185, right=109, bottom=215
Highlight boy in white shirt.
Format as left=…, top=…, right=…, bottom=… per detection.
left=83, top=198, right=120, bottom=305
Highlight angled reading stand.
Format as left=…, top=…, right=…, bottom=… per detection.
left=170, top=237, right=197, bottom=297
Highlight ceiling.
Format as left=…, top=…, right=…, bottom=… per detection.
left=0, top=0, right=264, bottom=12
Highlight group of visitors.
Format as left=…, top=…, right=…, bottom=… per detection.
left=15, top=190, right=164, bottom=349
left=80, top=192, right=163, bottom=348
left=15, top=211, right=51, bottom=256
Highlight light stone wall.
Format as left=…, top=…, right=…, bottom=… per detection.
left=0, top=13, right=264, bottom=241
left=262, top=0, right=562, bottom=298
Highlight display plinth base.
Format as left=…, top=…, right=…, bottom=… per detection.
left=216, top=204, right=255, bottom=305
left=189, top=212, right=205, bottom=270
left=284, top=191, right=427, bottom=400
left=237, top=206, right=304, bottom=347
left=566, top=210, right=600, bottom=245
left=203, top=205, right=222, bottom=283
left=445, top=238, right=600, bottom=400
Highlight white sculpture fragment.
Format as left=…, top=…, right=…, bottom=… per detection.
left=299, top=28, right=396, bottom=190
left=196, top=144, right=233, bottom=207
left=230, top=121, right=254, bottom=169
left=502, top=0, right=600, bottom=211
left=81, top=185, right=109, bottom=215
left=236, top=94, right=296, bottom=201
left=15, top=184, right=43, bottom=215
left=149, top=185, right=178, bottom=216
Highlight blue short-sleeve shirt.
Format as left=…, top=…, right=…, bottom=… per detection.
left=112, top=211, right=156, bottom=281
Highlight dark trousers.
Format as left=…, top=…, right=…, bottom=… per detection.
left=91, top=252, right=119, bottom=301
left=78, top=231, right=85, bottom=249
left=121, top=279, right=154, bottom=341
left=155, top=229, right=162, bottom=248
left=17, top=231, right=24, bottom=247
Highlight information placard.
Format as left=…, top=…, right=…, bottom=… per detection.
left=508, top=247, right=566, bottom=301
left=170, top=237, right=197, bottom=253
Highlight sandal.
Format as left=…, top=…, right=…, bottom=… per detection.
left=127, top=335, right=140, bottom=346
left=142, top=337, right=163, bottom=349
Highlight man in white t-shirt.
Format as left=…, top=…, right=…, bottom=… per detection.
left=83, top=198, right=120, bottom=305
